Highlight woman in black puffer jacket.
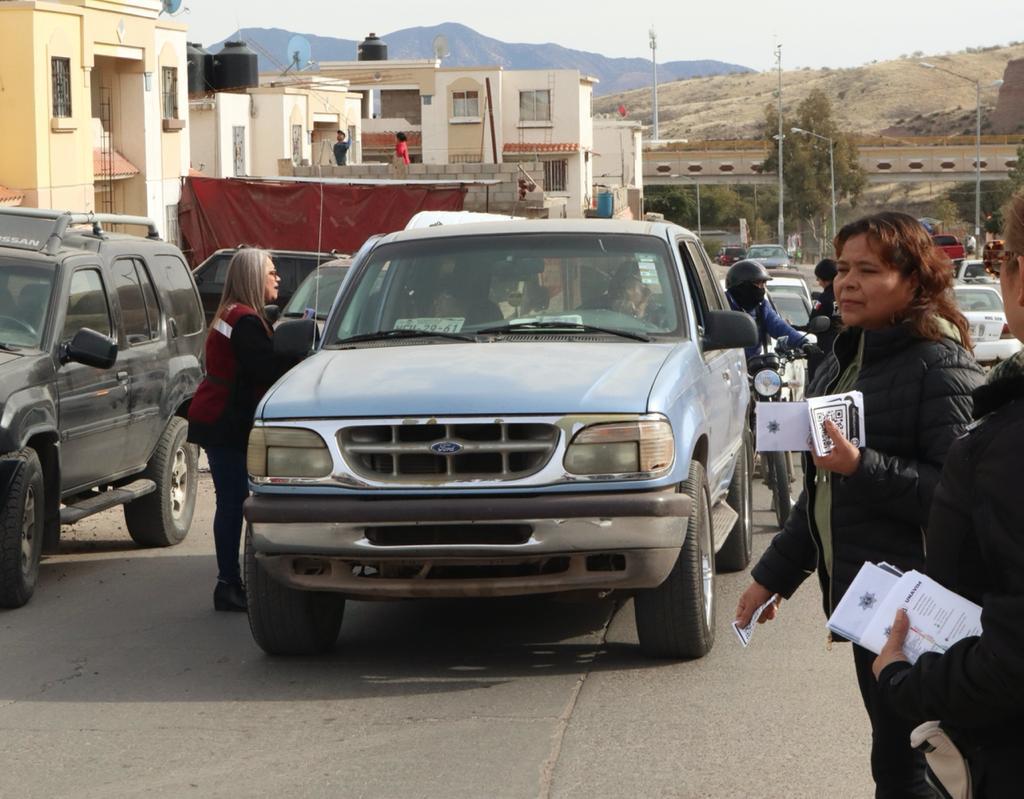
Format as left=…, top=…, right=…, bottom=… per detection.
left=735, top=212, right=984, bottom=798
left=873, top=194, right=1024, bottom=797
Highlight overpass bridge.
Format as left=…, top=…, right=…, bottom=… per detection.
left=643, top=136, right=1023, bottom=186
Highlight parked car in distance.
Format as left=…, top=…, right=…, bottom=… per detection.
left=744, top=244, right=793, bottom=270
left=277, top=257, right=352, bottom=329
left=954, top=259, right=997, bottom=285
left=0, top=208, right=204, bottom=608
left=954, top=284, right=1021, bottom=365
left=192, top=248, right=335, bottom=324
left=715, top=246, right=746, bottom=266
left=244, top=219, right=759, bottom=660
left=765, top=275, right=812, bottom=307
left=932, top=233, right=965, bottom=261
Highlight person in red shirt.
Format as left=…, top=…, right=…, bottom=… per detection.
left=395, top=131, right=410, bottom=165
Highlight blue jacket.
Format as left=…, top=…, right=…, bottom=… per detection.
left=726, top=291, right=805, bottom=359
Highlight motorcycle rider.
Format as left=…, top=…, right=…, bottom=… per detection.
left=725, top=259, right=813, bottom=359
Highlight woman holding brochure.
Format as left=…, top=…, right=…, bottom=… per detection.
left=734, top=211, right=984, bottom=798
left=873, top=193, right=1024, bottom=796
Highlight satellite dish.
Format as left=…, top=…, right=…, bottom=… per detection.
left=285, top=34, right=313, bottom=73
left=161, top=0, right=184, bottom=14
left=432, top=34, right=450, bottom=60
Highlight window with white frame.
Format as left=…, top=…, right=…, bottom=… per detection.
left=452, top=90, right=479, bottom=118
left=161, top=67, right=178, bottom=119
left=520, top=90, right=551, bottom=122
left=544, top=159, right=568, bottom=192
left=51, top=57, right=72, bottom=118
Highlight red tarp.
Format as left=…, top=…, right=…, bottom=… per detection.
left=178, top=176, right=466, bottom=267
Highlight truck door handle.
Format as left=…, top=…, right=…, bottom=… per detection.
left=116, top=370, right=129, bottom=381
left=721, top=371, right=732, bottom=383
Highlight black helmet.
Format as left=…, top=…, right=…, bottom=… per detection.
left=726, top=259, right=773, bottom=289
left=814, top=258, right=837, bottom=281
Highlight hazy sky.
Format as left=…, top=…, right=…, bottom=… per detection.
left=180, top=1, right=1023, bottom=71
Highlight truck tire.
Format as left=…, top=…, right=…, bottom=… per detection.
left=245, top=525, right=345, bottom=656
left=0, top=449, right=45, bottom=608
left=716, top=432, right=753, bottom=572
left=765, top=450, right=791, bottom=529
left=124, top=417, right=197, bottom=547
left=634, top=461, right=716, bottom=659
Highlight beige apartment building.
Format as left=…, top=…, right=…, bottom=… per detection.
left=314, top=58, right=605, bottom=217
left=0, top=0, right=190, bottom=239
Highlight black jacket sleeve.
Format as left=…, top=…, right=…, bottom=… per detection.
left=750, top=484, right=818, bottom=598
left=841, top=349, right=980, bottom=527
left=231, top=315, right=298, bottom=387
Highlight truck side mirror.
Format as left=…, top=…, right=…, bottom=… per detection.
left=703, top=310, right=758, bottom=352
left=806, top=315, right=831, bottom=334
left=273, top=318, right=318, bottom=359
left=60, top=328, right=118, bottom=369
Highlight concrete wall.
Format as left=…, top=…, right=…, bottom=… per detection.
left=291, top=160, right=545, bottom=215
left=594, top=120, right=644, bottom=189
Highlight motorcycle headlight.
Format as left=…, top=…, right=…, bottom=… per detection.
left=247, top=427, right=333, bottom=478
left=753, top=369, right=783, bottom=398
left=564, top=419, right=674, bottom=477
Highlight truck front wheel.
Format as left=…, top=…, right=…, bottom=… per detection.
left=124, top=417, right=197, bottom=547
left=245, top=525, right=345, bottom=656
left=0, top=449, right=45, bottom=608
left=634, top=460, right=716, bottom=659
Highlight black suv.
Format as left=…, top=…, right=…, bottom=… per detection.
left=192, top=248, right=334, bottom=324
left=0, top=208, right=205, bottom=608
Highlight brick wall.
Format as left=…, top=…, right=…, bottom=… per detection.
left=290, top=161, right=548, bottom=215
left=380, top=90, right=422, bottom=126
left=992, top=58, right=1024, bottom=135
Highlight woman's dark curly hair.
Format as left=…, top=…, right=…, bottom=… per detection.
left=835, top=211, right=970, bottom=347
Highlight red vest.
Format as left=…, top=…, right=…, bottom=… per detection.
left=188, top=303, right=261, bottom=425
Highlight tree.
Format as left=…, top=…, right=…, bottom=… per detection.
left=944, top=180, right=1015, bottom=235
left=1008, top=143, right=1024, bottom=192
left=761, top=89, right=866, bottom=257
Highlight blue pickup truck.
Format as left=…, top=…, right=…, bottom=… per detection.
left=243, top=220, right=757, bottom=658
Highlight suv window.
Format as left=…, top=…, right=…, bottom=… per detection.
left=113, top=258, right=161, bottom=344
left=155, top=254, right=203, bottom=335
left=63, top=269, right=112, bottom=340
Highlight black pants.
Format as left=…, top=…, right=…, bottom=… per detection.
left=852, top=644, right=936, bottom=798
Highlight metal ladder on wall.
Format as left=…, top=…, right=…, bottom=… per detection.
left=97, top=87, right=115, bottom=214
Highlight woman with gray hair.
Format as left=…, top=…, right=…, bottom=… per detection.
left=187, top=248, right=297, bottom=612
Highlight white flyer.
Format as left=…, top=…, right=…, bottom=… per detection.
left=826, top=562, right=901, bottom=645
left=754, top=402, right=813, bottom=452
left=732, top=594, right=779, bottom=647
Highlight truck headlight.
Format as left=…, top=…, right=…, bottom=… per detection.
left=247, top=427, right=333, bottom=478
left=563, top=419, right=674, bottom=477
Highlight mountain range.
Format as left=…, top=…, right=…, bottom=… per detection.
left=206, top=22, right=752, bottom=96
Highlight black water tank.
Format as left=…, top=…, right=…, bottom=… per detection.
left=357, top=33, right=387, bottom=61
left=186, top=42, right=214, bottom=94
left=212, top=40, right=258, bottom=91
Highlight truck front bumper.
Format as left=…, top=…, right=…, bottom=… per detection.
left=244, top=489, right=690, bottom=598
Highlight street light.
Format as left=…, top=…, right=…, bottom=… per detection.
left=791, top=127, right=836, bottom=249
left=919, top=62, right=1004, bottom=242
left=649, top=28, right=659, bottom=143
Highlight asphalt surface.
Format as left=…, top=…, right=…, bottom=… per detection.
left=0, top=460, right=876, bottom=799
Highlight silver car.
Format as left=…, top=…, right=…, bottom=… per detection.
left=745, top=244, right=792, bottom=270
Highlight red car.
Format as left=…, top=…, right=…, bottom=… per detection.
left=716, top=246, right=747, bottom=266
left=932, top=234, right=965, bottom=261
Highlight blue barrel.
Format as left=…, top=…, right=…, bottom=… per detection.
left=596, top=192, right=613, bottom=218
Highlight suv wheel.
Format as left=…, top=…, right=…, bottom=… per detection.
left=716, top=431, right=754, bottom=572
left=634, top=460, right=716, bottom=659
left=0, top=449, right=45, bottom=608
left=245, top=526, right=345, bottom=655
left=124, top=417, right=197, bottom=547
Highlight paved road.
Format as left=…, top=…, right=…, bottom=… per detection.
left=0, top=468, right=874, bottom=799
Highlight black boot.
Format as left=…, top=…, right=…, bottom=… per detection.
left=213, top=580, right=247, bottom=612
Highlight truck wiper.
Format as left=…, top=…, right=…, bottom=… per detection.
left=337, top=328, right=475, bottom=344
left=476, top=321, right=651, bottom=342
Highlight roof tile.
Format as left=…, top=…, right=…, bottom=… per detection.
left=93, top=148, right=141, bottom=179
left=503, top=142, right=580, bottom=153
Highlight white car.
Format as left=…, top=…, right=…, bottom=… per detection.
left=954, top=284, right=1022, bottom=365
left=766, top=275, right=812, bottom=307
left=955, top=260, right=998, bottom=285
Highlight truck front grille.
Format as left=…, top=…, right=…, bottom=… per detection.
left=338, top=421, right=559, bottom=483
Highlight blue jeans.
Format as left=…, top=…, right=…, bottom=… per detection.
left=204, top=445, right=249, bottom=586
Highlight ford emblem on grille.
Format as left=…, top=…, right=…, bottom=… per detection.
left=430, top=441, right=463, bottom=455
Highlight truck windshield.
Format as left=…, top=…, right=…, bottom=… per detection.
left=327, top=233, right=683, bottom=344
left=0, top=260, right=55, bottom=349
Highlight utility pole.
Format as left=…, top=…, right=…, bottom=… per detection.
left=649, top=28, right=659, bottom=142
left=775, top=43, right=784, bottom=248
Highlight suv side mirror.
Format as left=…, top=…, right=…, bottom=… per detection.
left=806, top=315, right=831, bottom=334
left=60, top=328, right=118, bottom=369
left=273, top=318, right=318, bottom=359
left=703, top=310, right=758, bottom=352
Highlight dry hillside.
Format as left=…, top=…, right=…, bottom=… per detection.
left=596, top=43, right=1024, bottom=140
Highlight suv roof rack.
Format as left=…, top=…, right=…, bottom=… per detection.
left=0, top=207, right=161, bottom=255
